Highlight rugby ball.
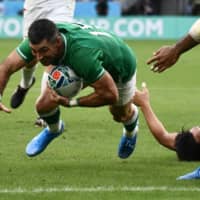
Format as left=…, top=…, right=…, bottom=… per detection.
left=48, top=65, right=83, bottom=98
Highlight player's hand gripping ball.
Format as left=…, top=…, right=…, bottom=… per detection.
left=48, top=65, right=83, bottom=98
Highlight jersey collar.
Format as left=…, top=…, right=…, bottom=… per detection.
left=58, top=33, right=67, bottom=65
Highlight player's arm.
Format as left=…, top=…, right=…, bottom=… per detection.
left=49, top=70, right=118, bottom=107
left=59, top=48, right=118, bottom=107
left=77, top=71, right=118, bottom=107
left=147, top=19, right=200, bottom=73
left=133, top=83, right=177, bottom=150
left=0, top=50, right=27, bottom=113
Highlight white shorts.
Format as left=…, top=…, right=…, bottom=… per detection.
left=115, top=72, right=137, bottom=106
left=23, top=5, right=75, bottom=37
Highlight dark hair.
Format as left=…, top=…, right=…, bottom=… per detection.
left=175, top=129, right=200, bottom=161
left=28, top=19, right=59, bottom=44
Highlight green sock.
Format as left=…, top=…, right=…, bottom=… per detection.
left=39, top=108, right=62, bottom=133
left=123, top=105, right=139, bottom=137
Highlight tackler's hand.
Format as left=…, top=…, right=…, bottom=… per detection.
left=133, top=82, right=150, bottom=107
left=147, top=45, right=179, bottom=73
left=0, top=102, right=11, bottom=113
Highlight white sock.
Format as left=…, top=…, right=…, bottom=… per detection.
left=39, top=108, right=62, bottom=133
left=20, top=66, right=36, bottom=89
left=47, top=120, right=63, bottom=133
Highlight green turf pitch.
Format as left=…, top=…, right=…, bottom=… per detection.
left=0, top=39, right=200, bottom=200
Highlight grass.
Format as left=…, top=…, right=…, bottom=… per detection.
left=0, top=39, right=200, bottom=199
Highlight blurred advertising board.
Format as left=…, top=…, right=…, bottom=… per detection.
left=0, top=16, right=198, bottom=39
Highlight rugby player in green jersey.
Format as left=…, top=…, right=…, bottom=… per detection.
left=10, top=0, right=76, bottom=128
left=0, top=19, right=138, bottom=158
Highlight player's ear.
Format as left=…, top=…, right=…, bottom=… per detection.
left=55, top=35, right=62, bottom=46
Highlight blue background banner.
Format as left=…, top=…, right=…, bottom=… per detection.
left=0, top=16, right=198, bottom=39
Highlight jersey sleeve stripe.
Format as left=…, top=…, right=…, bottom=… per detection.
left=92, top=68, right=105, bottom=83
left=16, top=47, right=28, bottom=61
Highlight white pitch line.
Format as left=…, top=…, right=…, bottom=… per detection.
left=1, top=186, right=200, bottom=193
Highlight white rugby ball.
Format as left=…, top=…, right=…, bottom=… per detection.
left=48, top=65, right=83, bottom=98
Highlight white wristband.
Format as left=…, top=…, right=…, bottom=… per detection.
left=69, top=99, right=79, bottom=107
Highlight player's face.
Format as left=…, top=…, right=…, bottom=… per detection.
left=30, top=37, right=62, bottom=66
left=190, top=126, right=200, bottom=143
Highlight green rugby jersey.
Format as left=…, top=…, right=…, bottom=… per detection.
left=16, top=22, right=137, bottom=84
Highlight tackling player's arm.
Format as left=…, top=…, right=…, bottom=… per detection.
left=133, top=83, right=177, bottom=150
left=0, top=50, right=28, bottom=113
left=147, top=19, right=200, bottom=73
left=139, top=98, right=177, bottom=150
